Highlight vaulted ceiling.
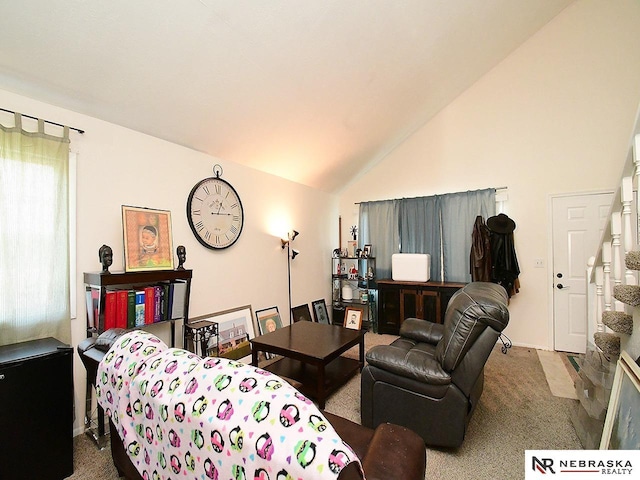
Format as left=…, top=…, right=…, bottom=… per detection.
left=0, top=0, right=573, bottom=192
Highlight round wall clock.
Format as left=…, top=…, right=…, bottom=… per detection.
left=186, top=165, right=244, bottom=250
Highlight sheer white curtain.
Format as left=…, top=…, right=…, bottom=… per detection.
left=0, top=113, right=71, bottom=346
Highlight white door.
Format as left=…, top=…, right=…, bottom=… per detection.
left=552, top=193, right=613, bottom=353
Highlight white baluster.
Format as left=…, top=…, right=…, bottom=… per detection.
left=586, top=256, right=596, bottom=338
left=611, top=211, right=622, bottom=288
left=611, top=211, right=625, bottom=313
left=602, top=241, right=612, bottom=313
left=634, top=133, right=640, bottom=241
left=633, top=134, right=640, bottom=188
left=621, top=176, right=636, bottom=286
left=595, top=265, right=604, bottom=333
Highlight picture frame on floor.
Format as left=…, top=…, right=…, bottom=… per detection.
left=255, top=306, right=283, bottom=335
left=122, top=205, right=174, bottom=272
left=291, top=303, right=313, bottom=323
left=344, top=306, right=363, bottom=330
left=600, top=351, right=640, bottom=449
left=206, top=305, right=254, bottom=363
left=311, top=299, right=330, bottom=324
left=254, top=306, right=283, bottom=360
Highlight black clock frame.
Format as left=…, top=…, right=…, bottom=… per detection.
left=186, top=176, right=244, bottom=250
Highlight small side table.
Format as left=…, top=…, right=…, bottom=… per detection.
left=184, top=320, right=218, bottom=357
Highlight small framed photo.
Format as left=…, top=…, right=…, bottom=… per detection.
left=255, top=306, right=283, bottom=335
left=205, top=305, right=254, bottom=363
left=363, top=244, right=372, bottom=258
left=311, top=299, right=330, bottom=324
left=344, top=306, right=364, bottom=330
left=122, top=205, right=174, bottom=272
left=600, top=351, right=640, bottom=449
left=291, top=304, right=313, bottom=323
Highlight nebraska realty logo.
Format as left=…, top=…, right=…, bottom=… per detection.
left=526, top=451, right=638, bottom=479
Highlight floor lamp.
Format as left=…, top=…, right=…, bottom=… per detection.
left=281, top=230, right=300, bottom=324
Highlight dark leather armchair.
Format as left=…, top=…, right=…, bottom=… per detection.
left=361, top=282, right=510, bottom=448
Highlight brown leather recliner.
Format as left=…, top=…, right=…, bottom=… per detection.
left=361, top=282, right=510, bottom=448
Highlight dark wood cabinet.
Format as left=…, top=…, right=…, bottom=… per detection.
left=0, top=338, right=74, bottom=480
left=377, top=280, right=465, bottom=334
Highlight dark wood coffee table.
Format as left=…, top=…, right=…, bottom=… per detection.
left=250, top=321, right=365, bottom=408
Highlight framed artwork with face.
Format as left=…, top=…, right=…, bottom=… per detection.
left=255, top=306, right=283, bottom=336
left=311, top=299, right=330, bottom=324
left=254, top=306, right=283, bottom=360
left=344, top=307, right=363, bottom=330
left=122, top=205, right=174, bottom=272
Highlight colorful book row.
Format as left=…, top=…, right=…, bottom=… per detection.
left=86, top=281, right=187, bottom=332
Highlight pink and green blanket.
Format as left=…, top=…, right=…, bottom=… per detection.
left=96, top=330, right=363, bottom=479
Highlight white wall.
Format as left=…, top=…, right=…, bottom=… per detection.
left=0, top=88, right=338, bottom=436
left=339, top=0, right=640, bottom=350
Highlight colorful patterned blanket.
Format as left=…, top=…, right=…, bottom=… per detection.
left=96, top=330, right=363, bottom=480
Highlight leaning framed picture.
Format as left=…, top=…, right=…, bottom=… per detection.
left=255, top=306, right=283, bottom=336
left=122, top=205, right=174, bottom=272
left=311, top=299, right=330, bottom=324
left=344, top=306, right=364, bottom=330
left=291, top=303, right=313, bottom=323
left=254, top=306, right=282, bottom=360
left=600, top=351, right=640, bottom=449
left=206, top=305, right=254, bottom=363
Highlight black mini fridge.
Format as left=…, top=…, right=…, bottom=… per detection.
left=0, top=337, right=74, bottom=479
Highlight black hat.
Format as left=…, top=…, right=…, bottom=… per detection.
left=487, top=214, right=516, bottom=234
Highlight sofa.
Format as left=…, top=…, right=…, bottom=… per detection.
left=79, top=329, right=426, bottom=480
left=361, top=282, right=510, bottom=448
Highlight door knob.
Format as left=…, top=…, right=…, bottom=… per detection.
left=557, top=283, right=569, bottom=290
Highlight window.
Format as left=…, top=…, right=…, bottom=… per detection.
left=359, top=188, right=497, bottom=283
left=0, top=113, right=72, bottom=346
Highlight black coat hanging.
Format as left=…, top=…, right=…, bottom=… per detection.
left=486, top=214, right=520, bottom=297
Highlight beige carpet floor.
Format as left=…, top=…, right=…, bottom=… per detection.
left=66, top=333, right=582, bottom=480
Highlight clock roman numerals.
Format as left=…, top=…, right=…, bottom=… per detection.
left=187, top=175, right=244, bottom=249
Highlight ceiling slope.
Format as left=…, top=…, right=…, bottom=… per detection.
left=0, top=0, right=573, bottom=192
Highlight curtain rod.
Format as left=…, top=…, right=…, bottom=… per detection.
left=354, top=186, right=508, bottom=204
left=0, top=107, right=85, bottom=134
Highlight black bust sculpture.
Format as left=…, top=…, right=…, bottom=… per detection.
left=99, top=244, right=113, bottom=273
left=176, top=245, right=186, bottom=270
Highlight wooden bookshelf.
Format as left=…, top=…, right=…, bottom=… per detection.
left=83, top=269, right=192, bottom=347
